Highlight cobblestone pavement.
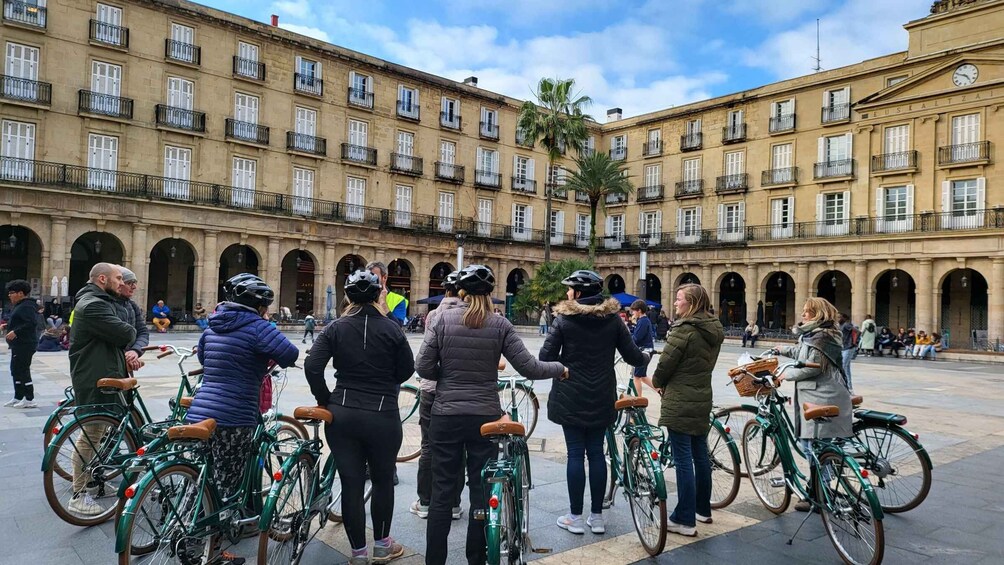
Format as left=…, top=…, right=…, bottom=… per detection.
left=2, top=332, right=1003, bottom=564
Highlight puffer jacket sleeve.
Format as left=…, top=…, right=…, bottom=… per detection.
left=415, top=318, right=442, bottom=380
left=255, top=321, right=299, bottom=367
left=393, top=330, right=416, bottom=384
left=616, top=319, right=649, bottom=367
left=538, top=317, right=563, bottom=361
left=502, top=321, right=563, bottom=380
left=130, top=301, right=150, bottom=355
left=197, top=330, right=207, bottom=365
left=652, top=324, right=692, bottom=389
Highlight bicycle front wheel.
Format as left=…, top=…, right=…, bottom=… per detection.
left=625, top=437, right=667, bottom=556
left=817, top=452, right=885, bottom=565
left=707, top=422, right=740, bottom=509
left=712, top=405, right=758, bottom=477
left=397, top=385, right=422, bottom=462
left=741, top=419, right=790, bottom=514
left=853, top=423, right=931, bottom=513
left=499, top=383, right=539, bottom=439
left=258, top=453, right=318, bottom=565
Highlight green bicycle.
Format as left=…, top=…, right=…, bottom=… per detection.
left=479, top=416, right=534, bottom=565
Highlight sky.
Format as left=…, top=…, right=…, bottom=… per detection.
left=203, top=0, right=931, bottom=120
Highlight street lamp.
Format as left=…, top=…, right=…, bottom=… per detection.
left=891, top=274, right=899, bottom=288
left=831, top=274, right=838, bottom=288
left=94, top=239, right=102, bottom=255
left=7, top=229, right=16, bottom=248
left=637, top=233, right=650, bottom=300
left=729, top=276, right=735, bottom=289
left=455, top=231, right=468, bottom=270
left=170, top=245, right=177, bottom=258
left=961, top=274, right=968, bottom=288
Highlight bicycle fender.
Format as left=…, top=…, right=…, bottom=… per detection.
left=485, top=481, right=505, bottom=565
left=853, top=420, right=933, bottom=471
left=40, top=407, right=120, bottom=472
left=258, top=445, right=312, bottom=531
left=817, top=446, right=885, bottom=521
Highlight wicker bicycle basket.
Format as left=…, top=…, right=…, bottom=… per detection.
left=727, top=358, right=780, bottom=397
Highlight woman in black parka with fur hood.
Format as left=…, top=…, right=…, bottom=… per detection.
left=540, top=270, right=650, bottom=535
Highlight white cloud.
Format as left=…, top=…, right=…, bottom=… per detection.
left=723, top=0, right=827, bottom=24
left=271, top=0, right=312, bottom=19
left=278, top=22, right=331, bottom=42
left=438, top=0, right=616, bottom=24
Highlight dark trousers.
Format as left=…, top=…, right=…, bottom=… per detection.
left=417, top=389, right=463, bottom=506
left=742, top=332, right=757, bottom=348
left=562, top=425, right=607, bottom=515
left=426, top=414, right=497, bottom=565
left=10, top=347, right=35, bottom=401
left=326, top=405, right=402, bottom=550
left=302, top=329, right=314, bottom=341
left=667, top=431, right=712, bottom=527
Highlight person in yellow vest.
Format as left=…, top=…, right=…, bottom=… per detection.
left=367, top=261, right=409, bottom=325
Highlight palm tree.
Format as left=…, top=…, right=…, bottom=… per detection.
left=564, top=152, right=633, bottom=263
left=515, top=78, right=593, bottom=263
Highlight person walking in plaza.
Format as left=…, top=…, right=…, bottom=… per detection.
left=112, top=267, right=150, bottom=373
left=771, top=297, right=853, bottom=512
left=302, top=313, right=316, bottom=343
left=838, top=313, right=856, bottom=392
left=67, top=263, right=136, bottom=515
left=538, top=305, right=550, bottom=335
left=651, top=283, right=724, bottom=536
left=742, top=320, right=760, bottom=348
left=417, top=265, right=566, bottom=565
left=540, top=270, right=649, bottom=536
left=859, top=314, right=877, bottom=356
left=151, top=299, right=171, bottom=333
left=410, top=271, right=464, bottom=521
left=629, top=299, right=656, bottom=392
left=305, top=270, right=414, bottom=565
left=4, top=279, right=41, bottom=408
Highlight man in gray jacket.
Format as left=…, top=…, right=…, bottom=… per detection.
left=113, top=267, right=150, bottom=372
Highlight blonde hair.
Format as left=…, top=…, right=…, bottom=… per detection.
left=803, top=297, right=839, bottom=324
left=676, top=284, right=712, bottom=319
left=459, top=290, right=492, bottom=329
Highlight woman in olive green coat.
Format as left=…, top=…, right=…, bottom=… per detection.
left=652, top=284, right=724, bottom=537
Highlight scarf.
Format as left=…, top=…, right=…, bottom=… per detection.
left=794, top=320, right=847, bottom=385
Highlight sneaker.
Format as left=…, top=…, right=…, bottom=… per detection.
left=409, top=500, right=429, bottom=519
left=666, top=519, right=697, bottom=537
left=372, top=541, right=404, bottom=563
left=220, top=551, right=246, bottom=564
left=696, top=513, right=713, bottom=524
left=452, top=506, right=463, bottom=520
left=586, top=514, right=605, bottom=534
left=556, top=514, right=585, bottom=534
left=348, top=557, right=369, bottom=565
left=68, top=492, right=103, bottom=515
left=3, top=397, right=20, bottom=407
left=14, top=399, right=36, bottom=409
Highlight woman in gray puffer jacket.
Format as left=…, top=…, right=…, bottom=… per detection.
left=416, top=265, right=566, bottom=565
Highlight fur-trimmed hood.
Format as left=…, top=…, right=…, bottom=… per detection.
left=553, top=297, right=622, bottom=317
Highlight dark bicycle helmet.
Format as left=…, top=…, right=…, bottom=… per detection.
left=442, top=270, right=460, bottom=293
left=223, top=273, right=265, bottom=301
left=561, top=269, right=603, bottom=296
left=345, top=270, right=382, bottom=303
left=457, top=264, right=495, bottom=296
left=230, top=276, right=274, bottom=309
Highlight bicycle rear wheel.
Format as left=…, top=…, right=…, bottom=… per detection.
left=258, top=453, right=318, bottom=565
left=741, top=419, right=790, bottom=514
left=853, top=423, right=931, bottom=513
left=712, top=405, right=758, bottom=477
left=326, top=469, right=371, bottom=523
left=625, top=437, right=667, bottom=556
left=485, top=480, right=519, bottom=565
left=707, top=422, right=740, bottom=509
left=817, top=452, right=885, bottom=565
left=397, top=385, right=422, bottom=462
left=499, top=383, right=538, bottom=439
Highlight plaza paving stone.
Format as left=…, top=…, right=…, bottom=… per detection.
left=1, top=332, right=1003, bottom=564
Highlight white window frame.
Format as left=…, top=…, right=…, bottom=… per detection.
left=882, top=125, right=910, bottom=169
left=231, top=156, right=256, bottom=207
left=604, top=214, right=624, bottom=249
left=512, top=204, right=531, bottom=241
left=477, top=198, right=493, bottom=236
left=549, top=210, right=564, bottom=245
left=87, top=133, right=118, bottom=190
left=575, top=213, right=589, bottom=247
left=4, top=42, right=40, bottom=100
left=639, top=210, right=662, bottom=244
left=349, top=71, right=373, bottom=107
left=437, top=191, right=455, bottom=233
left=951, top=114, right=980, bottom=161
left=942, top=178, right=985, bottom=229
left=0, top=119, right=35, bottom=181
left=235, top=41, right=259, bottom=78
left=346, top=176, right=366, bottom=221
left=90, top=60, right=122, bottom=114
left=676, top=207, right=702, bottom=244
left=95, top=3, right=123, bottom=44
left=611, top=134, right=626, bottom=160
left=395, top=185, right=412, bottom=227
left=347, top=119, right=369, bottom=161
left=398, top=85, right=419, bottom=117
left=163, top=145, right=191, bottom=199
left=770, top=143, right=793, bottom=184
left=816, top=191, right=850, bottom=236
left=441, top=96, right=459, bottom=124
left=476, top=147, right=499, bottom=186
left=876, top=184, right=913, bottom=233
left=169, top=23, right=195, bottom=62
left=292, top=167, right=314, bottom=215
left=717, top=202, right=745, bottom=242
left=770, top=197, right=793, bottom=239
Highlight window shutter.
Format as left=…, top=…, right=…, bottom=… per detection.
left=822, top=89, right=829, bottom=107
left=694, top=118, right=701, bottom=131
left=817, top=137, right=826, bottom=162
left=512, top=155, right=519, bottom=177
left=976, top=177, right=986, bottom=211
left=695, top=205, right=703, bottom=231
left=526, top=206, right=533, bottom=230
left=717, top=204, right=724, bottom=237
left=842, top=190, right=851, bottom=223
left=366, top=74, right=373, bottom=93
left=941, top=180, right=951, bottom=212
left=736, top=109, right=744, bottom=123
left=655, top=210, right=663, bottom=241
left=816, top=193, right=824, bottom=223
left=845, top=133, right=854, bottom=160
left=738, top=201, right=745, bottom=231
left=511, top=204, right=518, bottom=227
left=790, top=97, right=796, bottom=115
left=905, top=184, right=915, bottom=230
left=676, top=208, right=683, bottom=236
left=413, top=87, right=418, bottom=106
left=639, top=211, right=645, bottom=235
left=527, top=158, right=535, bottom=181
left=295, top=55, right=302, bottom=73
left=843, top=86, right=851, bottom=103
left=876, top=187, right=886, bottom=232
left=605, top=214, right=613, bottom=236
left=349, top=70, right=356, bottom=88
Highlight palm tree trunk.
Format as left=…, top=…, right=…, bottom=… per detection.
left=588, top=199, right=598, bottom=264
left=544, top=157, right=553, bottom=263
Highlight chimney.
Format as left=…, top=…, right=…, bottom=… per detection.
left=463, top=76, right=478, bottom=87
left=607, top=107, right=623, bottom=122
left=270, top=14, right=279, bottom=26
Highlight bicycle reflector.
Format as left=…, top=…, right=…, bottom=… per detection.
left=724, top=426, right=731, bottom=434
left=651, top=450, right=659, bottom=461
left=273, top=471, right=283, bottom=481
left=136, top=445, right=147, bottom=456
left=124, top=483, right=138, bottom=499
left=488, top=495, right=499, bottom=509
left=860, top=469, right=869, bottom=479
left=51, top=425, right=61, bottom=436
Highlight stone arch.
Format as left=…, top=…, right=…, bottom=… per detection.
left=279, top=249, right=317, bottom=319
left=605, top=273, right=626, bottom=295
left=334, top=253, right=368, bottom=310
left=645, top=273, right=662, bottom=306
left=506, top=268, right=529, bottom=295
left=939, top=267, right=988, bottom=350
left=68, top=231, right=126, bottom=297
left=427, top=262, right=456, bottom=298
left=675, top=272, right=700, bottom=288
left=387, top=258, right=415, bottom=313
left=218, top=244, right=262, bottom=302
left=814, top=270, right=853, bottom=316
left=717, top=272, right=746, bottom=327
left=0, top=224, right=45, bottom=305
left=147, top=238, right=198, bottom=317
left=873, top=269, right=915, bottom=330
left=762, top=271, right=796, bottom=331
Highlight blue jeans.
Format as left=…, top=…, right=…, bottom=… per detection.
left=667, top=431, right=711, bottom=527
left=841, top=348, right=854, bottom=391
left=562, top=425, right=607, bottom=515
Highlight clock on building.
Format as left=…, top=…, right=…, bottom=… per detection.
left=952, top=63, right=978, bottom=86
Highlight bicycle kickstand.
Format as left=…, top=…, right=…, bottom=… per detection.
left=785, top=504, right=816, bottom=546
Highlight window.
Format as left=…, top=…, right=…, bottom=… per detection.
left=90, top=60, right=122, bottom=114
left=294, top=107, right=316, bottom=137
left=547, top=164, right=566, bottom=188
left=346, top=119, right=369, bottom=162
left=886, top=75, right=907, bottom=87
left=725, top=109, right=744, bottom=140
left=398, top=85, right=419, bottom=118
left=438, top=191, right=454, bottom=232
left=441, top=96, right=459, bottom=127
left=640, top=210, right=662, bottom=244
left=439, top=140, right=456, bottom=164
left=231, top=156, right=256, bottom=207
left=724, top=151, right=744, bottom=175
left=234, top=92, right=259, bottom=124
left=513, top=155, right=534, bottom=191
left=644, top=164, right=660, bottom=187
left=682, top=158, right=701, bottom=192
left=95, top=4, right=124, bottom=44
left=817, top=133, right=853, bottom=177
left=163, top=145, right=191, bottom=199
left=604, top=214, right=624, bottom=248
left=717, top=202, right=745, bottom=242
left=295, top=56, right=321, bottom=94
left=169, top=23, right=195, bottom=63
left=583, top=136, right=595, bottom=156
left=346, top=176, right=366, bottom=221
left=770, top=143, right=794, bottom=184
left=951, top=113, right=981, bottom=160
left=770, top=99, right=795, bottom=131
left=0, top=119, right=35, bottom=181
left=548, top=210, right=564, bottom=244
left=164, top=77, right=195, bottom=128
left=235, top=41, right=259, bottom=78
left=87, top=133, right=117, bottom=190
left=882, top=125, right=910, bottom=169
left=349, top=71, right=372, bottom=107
left=576, top=213, right=589, bottom=247
left=943, top=178, right=985, bottom=229
left=822, top=87, right=850, bottom=122
left=647, top=129, right=661, bottom=144
left=876, top=184, right=913, bottom=232
left=770, top=197, right=793, bottom=239
left=480, top=107, right=498, bottom=138
left=645, top=129, right=660, bottom=155
left=610, top=135, right=626, bottom=160
left=816, top=191, right=850, bottom=236
left=396, top=131, right=414, bottom=156
left=676, top=207, right=702, bottom=244
left=512, top=204, right=532, bottom=241
left=395, top=185, right=412, bottom=227
left=686, top=119, right=701, bottom=135
left=292, top=167, right=313, bottom=215
left=823, top=134, right=849, bottom=162
left=4, top=43, right=39, bottom=100
left=477, top=198, right=493, bottom=235
left=476, top=147, right=499, bottom=186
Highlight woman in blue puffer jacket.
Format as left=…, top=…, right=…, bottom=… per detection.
left=186, top=274, right=299, bottom=507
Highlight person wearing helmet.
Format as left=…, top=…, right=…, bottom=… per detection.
left=304, top=270, right=415, bottom=565
left=540, top=269, right=650, bottom=535
left=416, top=264, right=567, bottom=565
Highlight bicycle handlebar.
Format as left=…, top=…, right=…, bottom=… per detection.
left=141, top=345, right=161, bottom=351
left=156, top=350, right=173, bottom=359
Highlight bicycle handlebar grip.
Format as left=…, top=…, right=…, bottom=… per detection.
left=141, top=345, right=161, bottom=351
left=188, top=368, right=204, bottom=377
left=157, top=350, right=173, bottom=359
left=802, top=362, right=821, bottom=369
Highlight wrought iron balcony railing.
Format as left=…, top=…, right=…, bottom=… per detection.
left=637, top=184, right=664, bottom=202
left=642, top=140, right=662, bottom=157
left=233, top=57, right=265, bottom=81
left=155, top=105, right=205, bottom=132
left=340, top=143, right=377, bottom=166
left=0, top=75, right=51, bottom=105
left=225, top=119, right=269, bottom=145
left=286, top=132, right=326, bottom=156
left=769, top=114, right=795, bottom=133
left=821, top=103, right=850, bottom=124
left=605, top=192, right=627, bottom=205
left=397, top=100, right=420, bottom=120
left=434, top=162, right=464, bottom=183
left=3, top=0, right=46, bottom=28
left=79, top=90, right=133, bottom=119
left=165, top=39, right=200, bottom=65
left=474, top=169, right=502, bottom=189
left=675, top=179, right=704, bottom=199
left=90, top=19, right=128, bottom=48
left=440, top=111, right=461, bottom=130
left=347, top=87, right=373, bottom=109
left=511, top=176, right=536, bottom=194
left=681, top=132, right=702, bottom=151
left=479, top=121, right=500, bottom=140
left=609, top=146, right=627, bottom=161
left=761, top=167, right=798, bottom=187
left=938, top=141, right=991, bottom=166
left=813, top=159, right=855, bottom=179
left=715, top=173, right=749, bottom=194
left=871, top=150, right=918, bottom=173
left=294, top=73, right=322, bottom=96
left=722, top=123, right=746, bottom=144
left=391, top=153, right=423, bottom=175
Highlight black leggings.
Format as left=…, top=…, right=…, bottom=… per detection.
left=326, top=405, right=402, bottom=550
left=10, top=347, right=34, bottom=401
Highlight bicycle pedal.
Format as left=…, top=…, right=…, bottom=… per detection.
left=769, top=478, right=786, bottom=488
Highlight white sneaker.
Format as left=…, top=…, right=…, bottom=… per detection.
left=666, top=519, right=697, bottom=537
left=409, top=499, right=429, bottom=518
left=556, top=514, right=585, bottom=534
left=696, top=513, right=713, bottom=524
left=3, top=398, right=20, bottom=407
left=452, top=506, right=463, bottom=520
left=68, top=492, right=103, bottom=515
left=14, top=399, right=36, bottom=409
left=586, top=514, right=605, bottom=534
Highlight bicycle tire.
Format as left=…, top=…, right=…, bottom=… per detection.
left=712, top=405, right=758, bottom=478
left=43, top=414, right=138, bottom=526
left=498, top=382, right=539, bottom=440
left=258, top=452, right=318, bottom=565
left=816, top=451, right=885, bottom=565
left=708, top=421, right=740, bottom=509
left=853, top=422, right=931, bottom=513
left=397, top=385, right=422, bottom=462
left=326, top=469, right=371, bottom=523
left=43, top=400, right=74, bottom=453
left=117, top=463, right=217, bottom=565
left=625, top=437, right=667, bottom=556
left=602, top=429, right=619, bottom=509
left=741, top=419, right=790, bottom=514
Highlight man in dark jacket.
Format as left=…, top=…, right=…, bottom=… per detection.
left=4, top=279, right=40, bottom=408
left=112, top=267, right=149, bottom=372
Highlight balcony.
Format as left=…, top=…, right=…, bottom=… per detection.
left=715, top=173, right=749, bottom=194
left=155, top=105, right=205, bottom=132
left=675, top=180, right=704, bottom=199
left=390, top=153, right=423, bottom=176
left=515, top=129, right=533, bottom=147
left=475, top=170, right=502, bottom=189
left=605, top=192, right=627, bottom=206
left=637, top=184, right=664, bottom=203
left=547, top=183, right=567, bottom=199
left=225, top=119, right=269, bottom=145
left=294, top=73, right=323, bottom=97
left=938, top=141, right=991, bottom=167
left=396, top=100, right=420, bottom=121
left=681, top=132, right=702, bottom=151
left=233, top=57, right=265, bottom=81
left=642, top=140, right=662, bottom=157
left=871, top=150, right=918, bottom=175
left=511, top=176, right=536, bottom=194
left=479, top=121, right=499, bottom=141
left=347, top=87, right=373, bottom=109
left=821, top=103, right=851, bottom=124
left=3, top=0, right=46, bottom=28
left=722, top=124, right=746, bottom=144
left=440, top=111, right=461, bottom=130
left=813, top=159, right=855, bottom=180
left=286, top=132, right=326, bottom=156
left=610, top=146, right=627, bottom=161
left=769, top=114, right=795, bottom=133
left=435, top=162, right=464, bottom=183
left=341, top=143, right=377, bottom=166
left=575, top=191, right=589, bottom=204
left=0, top=75, right=51, bottom=105
left=78, top=90, right=133, bottom=119
left=761, top=167, right=798, bottom=187
left=89, top=19, right=128, bottom=48
left=165, top=39, right=200, bottom=65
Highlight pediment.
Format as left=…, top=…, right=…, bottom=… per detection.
left=856, top=53, right=1004, bottom=109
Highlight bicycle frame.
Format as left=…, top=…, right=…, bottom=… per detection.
left=606, top=406, right=667, bottom=503
left=483, top=432, right=531, bottom=565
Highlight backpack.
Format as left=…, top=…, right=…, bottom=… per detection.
left=851, top=327, right=861, bottom=346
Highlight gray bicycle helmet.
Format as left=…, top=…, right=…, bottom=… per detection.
left=457, top=264, right=495, bottom=296
left=345, top=270, right=382, bottom=303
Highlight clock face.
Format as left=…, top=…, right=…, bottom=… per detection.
left=953, top=64, right=978, bottom=87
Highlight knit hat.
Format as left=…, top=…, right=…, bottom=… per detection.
left=120, top=268, right=138, bottom=283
